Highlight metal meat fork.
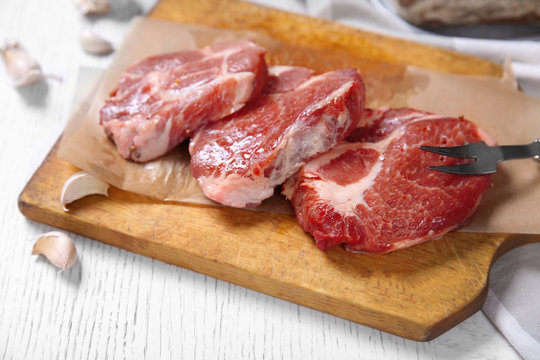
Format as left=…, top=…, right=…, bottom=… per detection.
left=419, top=139, right=540, bottom=175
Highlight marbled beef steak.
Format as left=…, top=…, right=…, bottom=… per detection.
left=283, top=107, right=493, bottom=253
left=100, top=40, right=267, bottom=162
left=189, top=66, right=365, bottom=208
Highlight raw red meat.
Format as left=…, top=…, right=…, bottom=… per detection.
left=100, top=40, right=267, bottom=162
left=282, top=107, right=493, bottom=253
left=189, top=66, right=365, bottom=208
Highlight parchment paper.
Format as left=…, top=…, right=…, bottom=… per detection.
left=58, top=17, right=540, bottom=234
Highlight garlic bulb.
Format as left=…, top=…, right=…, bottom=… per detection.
left=1, top=41, right=44, bottom=87
left=79, top=0, right=110, bottom=15
left=79, top=30, right=114, bottom=55
left=32, top=231, right=78, bottom=271
left=61, top=171, right=110, bottom=211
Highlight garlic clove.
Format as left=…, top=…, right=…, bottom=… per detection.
left=78, top=0, right=110, bottom=15
left=1, top=41, right=44, bottom=87
left=79, top=30, right=114, bottom=55
left=61, top=171, right=109, bottom=211
left=32, top=231, right=78, bottom=271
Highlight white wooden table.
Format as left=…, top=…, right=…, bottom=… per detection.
left=0, top=0, right=523, bottom=358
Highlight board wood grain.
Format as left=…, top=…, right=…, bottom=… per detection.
left=18, top=0, right=540, bottom=341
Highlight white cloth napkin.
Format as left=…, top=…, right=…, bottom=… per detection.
left=483, top=243, right=540, bottom=360
left=247, top=0, right=540, bottom=358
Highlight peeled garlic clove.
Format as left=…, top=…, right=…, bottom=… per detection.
left=79, top=0, right=110, bottom=15
left=79, top=30, right=114, bottom=55
left=61, top=171, right=109, bottom=211
left=1, top=41, right=44, bottom=87
left=32, top=231, right=77, bottom=270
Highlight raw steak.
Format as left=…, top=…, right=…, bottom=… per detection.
left=100, top=40, right=267, bottom=162
left=282, top=107, right=493, bottom=253
left=189, top=66, right=365, bottom=208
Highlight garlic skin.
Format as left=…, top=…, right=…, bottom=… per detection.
left=79, top=0, right=110, bottom=15
left=1, top=42, right=44, bottom=87
left=61, top=171, right=110, bottom=211
left=32, top=231, right=78, bottom=271
left=79, top=30, right=114, bottom=55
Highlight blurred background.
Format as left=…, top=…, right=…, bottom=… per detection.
left=249, top=0, right=540, bottom=96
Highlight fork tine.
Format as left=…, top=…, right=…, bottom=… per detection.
left=419, top=141, right=486, bottom=158
left=427, top=161, right=496, bottom=175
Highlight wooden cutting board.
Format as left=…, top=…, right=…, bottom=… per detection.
left=18, top=0, right=540, bottom=341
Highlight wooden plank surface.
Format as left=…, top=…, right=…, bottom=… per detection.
left=17, top=0, right=539, bottom=342
left=149, top=0, right=502, bottom=77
